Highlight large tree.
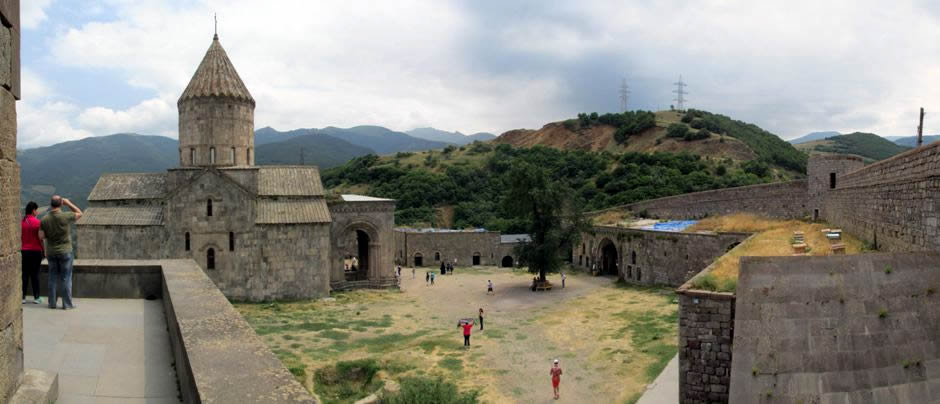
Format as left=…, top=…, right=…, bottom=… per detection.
left=505, top=162, right=588, bottom=283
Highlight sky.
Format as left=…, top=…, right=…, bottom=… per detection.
left=17, top=0, right=940, bottom=148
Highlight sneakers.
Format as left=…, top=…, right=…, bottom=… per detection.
left=33, top=297, right=43, bottom=305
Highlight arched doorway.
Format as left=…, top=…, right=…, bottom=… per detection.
left=472, top=252, right=481, bottom=266
left=343, top=230, right=371, bottom=281
left=599, top=238, right=618, bottom=276
left=501, top=256, right=513, bottom=268
left=414, top=253, right=424, bottom=267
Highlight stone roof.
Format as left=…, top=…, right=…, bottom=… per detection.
left=178, top=35, right=254, bottom=106
left=88, top=173, right=167, bottom=201
left=341, top=194, right=394, bottom=202
left=257, top=167, right=324, bottom=196
left=256, top=199, right=331, bottom=224
left=500, top=234, right=531, bottom=243
left=77, top=206, right=164, bottom=226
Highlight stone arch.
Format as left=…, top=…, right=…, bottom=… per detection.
left=335, top=220, right=382, bottom=281
left=413, top=252, right=424, bottom=267
left=434, top=251, right=441, bottom=261
left=472, top=252, right=482, bottom=266
left=501, top=256, right=514, bottom=268
left=598, top=238, right=618, bottom=276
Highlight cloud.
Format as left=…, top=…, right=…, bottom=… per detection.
left=18, top=0, right=940, bottom=148
left=21, top=0, right=54, bottom=30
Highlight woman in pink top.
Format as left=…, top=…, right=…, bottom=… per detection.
left=21, top=202, right=43, bottom=304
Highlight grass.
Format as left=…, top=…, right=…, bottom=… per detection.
left=314, top=359, right=382, bottom=404
left=685, top=214, right=867, bottom=288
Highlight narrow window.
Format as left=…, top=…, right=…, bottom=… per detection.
left=229, top=232, right=235, bottom=251
left=207, top=248, right=215, bottom=270
left=209, top=147, right=216, bottom=164
left=190, top=148, right=196, bottom=164
left=829, top=173, right=836, bottom=189
left=247, top=148, right=251, bottom=164
left=207, top=199, right=213, bottom=217
left=231, top=147, right=236, bottom=165
left=185, top=232, right=190, bottom=251
left=631, top=251, right=637, bottom=265
left=434, top=252, right=441, bottom=261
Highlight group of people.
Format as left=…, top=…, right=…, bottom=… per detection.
left=20, top=196, right=83, bottom=310
left=439, top=259, right=456, bottom=275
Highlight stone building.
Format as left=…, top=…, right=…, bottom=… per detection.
left=76, top=33, right=396, bottom=301
left=394, top=229, right=528, bottom=268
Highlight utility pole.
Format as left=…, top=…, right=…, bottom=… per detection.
left=673, top=75, right=688, bottom=111
left=619, top=78, right=630, bottom=112
left=917, top=107, right=925, bottom=147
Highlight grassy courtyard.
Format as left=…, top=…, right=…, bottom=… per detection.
left=235, top=267, right=678, bottom=404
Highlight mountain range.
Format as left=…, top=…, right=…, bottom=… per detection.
left=405, top=127, right=496, bottom=145
left=17, top=125, right=470, bottom=208
left=793, top=132, right=910, bottom=162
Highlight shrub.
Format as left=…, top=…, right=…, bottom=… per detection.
left=316, top=359, right=383, bottom=404
left=563, top=119, right=578, bottom=131
left=666, top=123, right=689, bottom=139
left=689, top=119, right=705, bottom=129
left=715, top=165, right=727, bottom=176
left=381, top=376, right=480, bottom=404
left=680, top=114, right=693, bottom=123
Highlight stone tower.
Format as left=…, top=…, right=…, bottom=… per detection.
left=807, top=153, right=864, bottom=221
left=178, top=33, right=255, bottom=167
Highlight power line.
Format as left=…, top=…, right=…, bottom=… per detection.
left=673, top=75, right=688, bottom=111
left=618, top=78, right=630, bottom=112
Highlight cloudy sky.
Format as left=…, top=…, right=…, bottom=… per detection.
left=17, top=0, right=940, bottom=148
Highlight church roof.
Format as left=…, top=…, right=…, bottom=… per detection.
left=88, top=173, right=167, bottom=201
left=77, top=206, right=164, bottom=226
left=257, top=167, right=325, bottom=196
left=178, top=35, right=254, bottom=106
left=341, top=194, right=394, bottom=202
left=256, top=199, right=331, bottom=224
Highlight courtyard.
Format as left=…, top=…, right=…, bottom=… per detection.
left=235, top=267, right=678, bottom=403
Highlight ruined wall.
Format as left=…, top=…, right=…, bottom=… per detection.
left=329, top=200, right=398, bottom=290
left=576, top=226, right=748, bottom=287
left=606, top=180, right=808, bottom=220
left=395, top=230, right=501, bottom=268
left=0, top=2, right=20, bottom=400
left=730, top=253, right=940, bottom=403
left=821, top=143, right=940, bottom=252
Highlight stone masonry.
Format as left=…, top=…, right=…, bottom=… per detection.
left=0, top=1, right=21, bottom=400
left=395, top=229, right=503, bottom=267
left=615, top=180, right=809, bottom=220
left=677, top=290, right=734, bottom=404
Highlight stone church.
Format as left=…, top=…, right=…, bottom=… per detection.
left=76, top=33, right=397, bottom=301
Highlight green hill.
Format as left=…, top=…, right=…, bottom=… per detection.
left=796, top=132, right=910, bottom=161
left=254, top=130, right=374, bottom=167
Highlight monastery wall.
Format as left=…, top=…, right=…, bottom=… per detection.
left=820, top=143, right=940, bottom=252
left=0, top=2, right=22, bottom=400
left=576, top=226, right=749, bottom=287
left=613, top=180, right=809, bottom=220
left=395, top=230, right=502, bottom=268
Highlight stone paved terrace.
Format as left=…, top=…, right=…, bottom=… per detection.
left=23, top=298, right=180, bottom=403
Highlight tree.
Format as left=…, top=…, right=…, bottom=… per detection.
left=666, top=123, right=689, bottom=138
left=504, top=162, right=588, bottom=283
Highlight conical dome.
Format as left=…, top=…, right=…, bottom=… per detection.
left=178, top=35, right=254, bottom=106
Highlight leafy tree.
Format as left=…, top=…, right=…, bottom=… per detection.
left=666, top=123, right=689, bottom=138
left=504, top=162, right=588, bottom=282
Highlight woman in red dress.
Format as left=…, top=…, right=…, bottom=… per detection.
left=550, top=359, right=563, bottom=400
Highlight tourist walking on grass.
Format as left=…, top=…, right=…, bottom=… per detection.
left=431, top=272, right=435, bottom=285
left=551, top=359, right=563, bottom=400
left=426, top=271, right=430, bottom=286
left=561, top=273, right=566, bottom=289
left=20, top=202, right=43, bottom=305
left=459, top=319, right=475, bottom=348
left=412, top=267, right=415, bottom=279
left=479, top=308, right=484, bottom=330
left=40, top=196, right=82, bottom=310
left=487, top=279, right=494, bottom=295
left=440, top=261, right=446, bottom=275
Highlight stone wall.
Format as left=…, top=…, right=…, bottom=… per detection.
left=77, top=225, right=167, bottom=259
left=678, top=289, right=734, bottom=404
left=329, top=200, right=398, bottom=290
left=0, top=1, right=21, bottom=401
left=575, top=226, right=749, bottom=287
left=729, top=253, right=940, bottom=403
left=178, top=96, right=255, bottom=167
left=806, top=154, right=864, bottom=220
left=821, top=143, right=940, bottom=252
left=596, top=180, right=808, bottom=220
left=395, top=230, right=502, bottom=268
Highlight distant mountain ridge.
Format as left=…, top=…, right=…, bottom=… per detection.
left=255, top=129, right=374, bottom=167
left=406, top=127, right=496, bottom=145
left=257, top=125, right=449, bottom=154
left=788, top=131, right=841, bottom=144
left=892, top=135, right=940, bottom=147
left=794, top=132, right=910, bottom=162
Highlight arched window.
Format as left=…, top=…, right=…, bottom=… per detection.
left=190, top=148, right=196, bottom=165
left=631, top=251, right=637, bottom=265
left=185, top=232, right=190, bottom=251
left=209, top=147, right=216, bottom=164
left=207, top=199, right=213, bottom=217
left=434, top=252, right=441, bottom=261
left=230, top=147, right=236, bottom=165
left=229, top=232, right=235, bottom=251
left=207, top=248, right=215, bottom=270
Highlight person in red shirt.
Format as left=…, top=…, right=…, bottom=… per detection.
left=458, top=319, right=475, bottom=348
left=550, top=359, right=563, bottom=400
left=20, top=202, right=43, bottom=304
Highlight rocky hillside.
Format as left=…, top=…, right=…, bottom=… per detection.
left=494, top=109, right=807, bottom=175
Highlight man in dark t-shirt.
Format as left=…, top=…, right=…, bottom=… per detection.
left=40, top=196, right=82, bottom=310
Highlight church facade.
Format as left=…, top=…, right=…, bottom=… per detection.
left=76, top=34, right=396, bottom=301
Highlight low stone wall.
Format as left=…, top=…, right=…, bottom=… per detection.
left=596, top=180, right=808, bottom=220
left=730, top=253, right=940, bottom=403
left=822, top=142, right=940, bottom=252
left=576, top=226, right=749, bottom=287
left=39, top=261, right=163, bottom=299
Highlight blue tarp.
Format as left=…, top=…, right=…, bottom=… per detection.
left=642, top=220, right=698, bottom=232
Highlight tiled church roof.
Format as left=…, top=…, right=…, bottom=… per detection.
left=88, top=173, right=167, bottom=201
left=257, top=167, right=325, bottom=196
left=256, top=199, right=332, bottom=224
left=178, top=35, right=254, bottom=106
left=77, top=206, right=164, bottom=226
